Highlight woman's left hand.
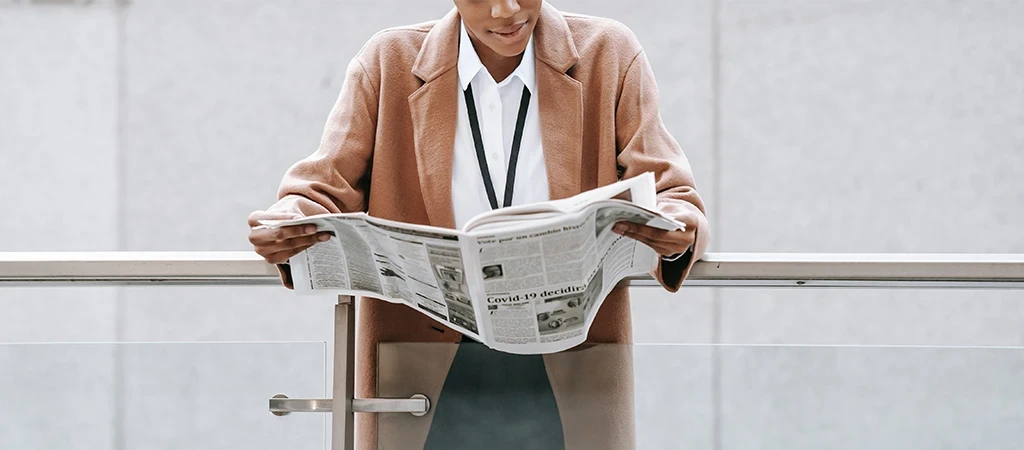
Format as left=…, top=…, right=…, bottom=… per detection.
left=613, top=202, right=698, bottom=258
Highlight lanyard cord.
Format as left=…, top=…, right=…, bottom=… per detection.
left=463, top=84, right=531, bottom=210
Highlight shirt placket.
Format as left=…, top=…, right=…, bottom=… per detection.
left=481, top=80, right=507, bottom=200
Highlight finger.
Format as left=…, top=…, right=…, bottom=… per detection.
left=263, top=243, right=316, bottom=265
left=259, top=234, right=327, bottom=262
left=615, top=227, right=693, bottom=254
left=613, top=222, right=679, bottom=245
left=638, top=237, right=691, bottom=257
left=629, top=239, right=679, bottom=257
left=250, top=224, right=321, bottom=244
left=627, top=235, right=689, bottom=256
left=638, top=229, right=691, bottom=247
left=248, top=210, right=301, bottom=228
left=617, top=222, right=696, bottom=247
left=254, top=232, right=331, bottom=255
left=271, top=224, right=324, bottom=241
left=649, top=230, right=695, bottom=249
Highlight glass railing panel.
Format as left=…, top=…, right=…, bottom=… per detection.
left=712, top=343, right=1024, bottom=450
left=374, top=341, right=1024, bottom=449
left=0, top=342, right=327, bottom=450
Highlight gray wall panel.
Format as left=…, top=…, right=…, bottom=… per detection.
left=718, top=0, right=1024, bottom=254
left=0, top=5, right=119, bottom=252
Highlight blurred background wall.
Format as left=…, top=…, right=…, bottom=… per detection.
left=2, top=0, right=1023, bottom=449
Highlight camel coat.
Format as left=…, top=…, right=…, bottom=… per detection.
left=268, top=3, right=710, bottom=448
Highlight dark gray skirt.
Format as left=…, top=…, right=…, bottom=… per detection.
left=423, top=337, right=565, bottom=449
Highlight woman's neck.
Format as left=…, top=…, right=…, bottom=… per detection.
left=468, top=33, right=524, bottom=83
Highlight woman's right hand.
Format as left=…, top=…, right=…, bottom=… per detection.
left=248, top=211, right=332, bottom=264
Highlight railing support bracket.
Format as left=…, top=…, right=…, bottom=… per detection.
left=269, top=394, right=430, bottom=417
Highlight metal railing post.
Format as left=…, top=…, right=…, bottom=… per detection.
left=333, top=295, right=356, bottom=450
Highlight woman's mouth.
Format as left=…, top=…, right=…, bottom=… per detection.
left=490, top=21, right=528, bottom=41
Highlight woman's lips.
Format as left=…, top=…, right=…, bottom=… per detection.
left=490, top=21, right=528, bottom=40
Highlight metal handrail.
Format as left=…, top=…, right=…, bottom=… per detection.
left=1, top=251, right=1023, bottom=288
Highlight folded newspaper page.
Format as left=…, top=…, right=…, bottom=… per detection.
left=260, top=172, right=684, bottom=354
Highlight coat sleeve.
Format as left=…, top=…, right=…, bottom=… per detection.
left=265, top=56, right=380, bottom=287
left=614, top=49, right=711, bottom=292
left=272, top=57, right=379, bottom=217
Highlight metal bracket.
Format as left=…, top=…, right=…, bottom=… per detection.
left=270, top=394, right=430, bottom=417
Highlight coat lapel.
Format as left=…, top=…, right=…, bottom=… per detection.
left=534, top=3, right=582, bottom=201
left=409, top=8, right=461, bottom=229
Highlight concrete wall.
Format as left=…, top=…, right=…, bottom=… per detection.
left=2, top=0, right=1023, bottom=448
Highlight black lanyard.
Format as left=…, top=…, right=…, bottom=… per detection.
left=463, top=84, right=531, bottom=210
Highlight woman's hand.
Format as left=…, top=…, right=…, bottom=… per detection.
left=612, top=202, right=698, bottom=258
left=248, top=211, right=332, bottom=264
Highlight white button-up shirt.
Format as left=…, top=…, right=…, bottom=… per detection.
left=452, top=21, right=548, bottom=230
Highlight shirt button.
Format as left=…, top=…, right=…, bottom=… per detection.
left=489, top=102, right=497, bottom=112
left=490, top=152, right=500, bottom=160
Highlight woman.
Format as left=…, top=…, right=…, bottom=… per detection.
left=248, top=1, right=709, bottom=448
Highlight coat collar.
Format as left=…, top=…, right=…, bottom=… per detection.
left=408, top=2, right=583, bottom=229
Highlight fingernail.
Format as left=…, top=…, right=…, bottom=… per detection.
left=318, top=234, right=330, bottom=241
left=305, top=226, right=316, bottom=234
left=613, top=224, right=626, bottom=234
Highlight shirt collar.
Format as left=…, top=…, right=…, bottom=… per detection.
left=458, top=20, right=536, bottom=93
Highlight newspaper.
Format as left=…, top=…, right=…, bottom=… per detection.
left=260, top=172, right=683, bottom=354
